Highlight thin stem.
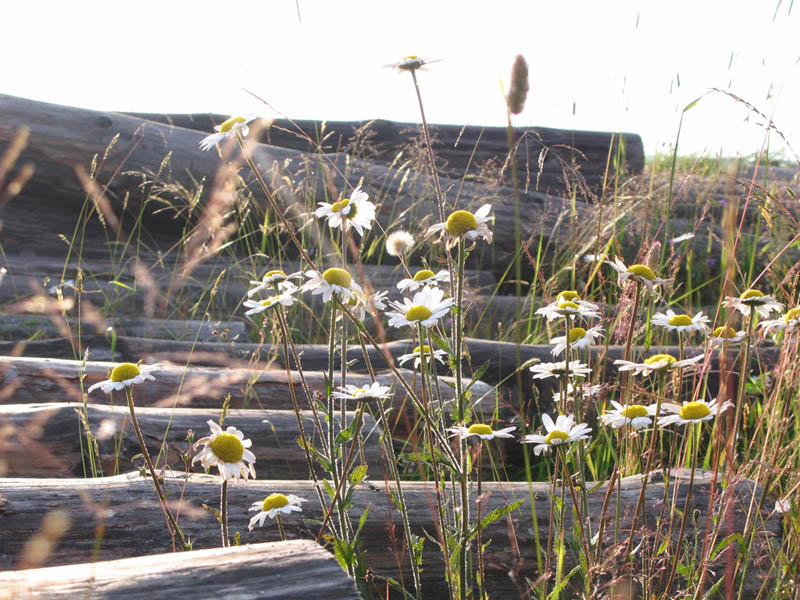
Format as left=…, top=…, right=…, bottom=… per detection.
left=220, top=479, right=229, bottom=547
left=476, top=443, right=486, bottom=600
left=276, top=514, right=286, bottom=541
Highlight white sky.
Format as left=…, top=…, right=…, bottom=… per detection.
left=3, top=0, right=798, bottom=158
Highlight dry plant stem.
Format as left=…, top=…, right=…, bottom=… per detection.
left=326, top=301, right=350, bottom=546
left=622, top=281, right=642, bottom=405
left=729, top=307, right=756, bottom=463
left=235, top=133, right=316, bottom=270
left=124, top=387, right=189, bottom=551
left=594, top=464, right=619, bottom=565
left=409, top=70, right=446, bottom=227
left=220, top=479, right=229, bottom=547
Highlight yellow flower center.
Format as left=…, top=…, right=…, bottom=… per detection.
left=567, top=327, right=587, bottom=344
left=557, top=290, right=580, bottom=302
left=405, top=305, right=433, bottom=322
left=404, top=55, right=419, bottom=60
left=741, top=289, right=764, bottom=300
left=445, top=210, right=478, bottom=236
left=413, top=345, right=431, bottom=355
left=545, top=430, right=569, bottom=445
left=620, top=404, right=649, bottom=419
left=322, top=268, right=352, bottom=288
left=557, top=301, right=580, bottom=310
left=713, top=326, right=738, bottom=338
left=626, top=264, right=656, bottom=280
left=260, top=297, right=278, bottom=308
left=352, top=387, right=370, bottom=397
left=261, top=493, right=289, bottom=512
left=219, top=116, right=246, bottom=133
left=210, top=433, right=244, bottom=463
left=679, top=401, right=711, bottom=421
left=413, top=269, right=435, bottom=282
left=644, top=354, right=677, bottom=367
left=264, top=269, right=287, bottom=281
left=784, top=307, right=800, bottom=323
left=111, top=363, right=140, bottom=382
left=331, top=198, right=357, bottom=218
left=668, top=314, right=693, bottom=327
left=467, top=423, right=493, bottom=436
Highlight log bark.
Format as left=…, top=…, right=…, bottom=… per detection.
left=0, top=539, right=359, bottom=599
left=128, top=113, right=645, bottom=193
left=0, top=471, right=779, bottom=598
left=0, top=402, right=381, bottom=480
left=0, top=356, right=503, bottom=420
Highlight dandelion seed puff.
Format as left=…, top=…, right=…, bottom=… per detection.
left=385, top=230, right=415, bottom=257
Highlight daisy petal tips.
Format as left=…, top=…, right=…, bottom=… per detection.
left=192, top=420, right=256, bottom=482
left=521, top=413, right=591, bottom=456
left=87, top=362, right=160, bottom=394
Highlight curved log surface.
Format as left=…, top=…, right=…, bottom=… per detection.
left=0, top=402, right=381, bottom=480
left=0, top=540, right=359, bottom=599
left=0, top=471, right=779, bottom=598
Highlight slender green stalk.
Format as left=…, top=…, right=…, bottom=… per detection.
left=220, top=479, right=229, bottom=547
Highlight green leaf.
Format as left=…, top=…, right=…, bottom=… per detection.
left=109, top=280, right=135, bottom=291
left=349, top=463, right=368, bottom=487
left=469, top=498, right=525, bottom=540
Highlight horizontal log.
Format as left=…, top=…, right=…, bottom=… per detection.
left=0, top=356, right=504, bottom=421
left=128, top=113, right=645, bottom=193
left=0, top=471, right=778, bottom=598
left=0, top=402, right=381, bottom=480
left=0, top=539, right=359, bottom=599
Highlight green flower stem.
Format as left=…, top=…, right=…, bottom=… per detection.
left=476, top=443, right=487, bottom=600
left=729, top=306, right=756, bottom=463
left=124, top=387, right=189, bottom=551
left=220, top=479, right=229, bottom=547
left=557, top=447, right=594, bottom=593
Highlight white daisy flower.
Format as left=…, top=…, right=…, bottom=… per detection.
left=385, top=230, right=415, bottom=257
left=760, top=307, right=800, bottom=335
left=606, top=258, right=671, bottom=294
left=246, top=270, right=303, bottom=297
left=384, top=55, right=440, bottom=72
left=397, top=344, right=448, bottom=369
left=332, top=382, right=392, bottom=402
left=396, top=268, right=450, bottom=292
left=242, top=284, right=299, bottom=316
left=302, top=268, right=363, bottom=304
left=551, top=383, right=603, bottom=404
left=199, top=115, right=257, bottom=151
left=448, top=423, right=516, bottom=440
left=651, top=309, right=710, bottom=335
left=773, top=498, right=792, bottom=514
left=549, top=325, right=604, bottom=356
left=521, top=413, right=592, bottom=456
left=723, top=289, right=784, bottom=319
left=427, top=204, right=493, bottom=247
left=248, top=493, right=306, bottom=530
left=658, top=398, right=731, bottom=427
left=600, top=401, right=659, bottom=430
left=614, top=353, right=704, bottom=377
left=339, top=289, right=388, bottom=322
left=87, top=362, right=160, bottom=394
left=192, top=420, right=256, bottom=482
left=386, top=285, right=453, bottom=329
left=530, top=360, right=592, bottom=380
left=708, top=326, right=747, bottom=347
left=536, top=291, right=601, bottom=321
left=314, top=185, right=376, bottom=237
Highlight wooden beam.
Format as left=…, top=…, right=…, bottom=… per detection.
left=0, top=539, right=359, bottom=599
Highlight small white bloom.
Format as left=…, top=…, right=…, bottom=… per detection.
left=386, top=285, right=453, bottom=329
left=427, top=204, right=493, bottom=247
left=614, top=353, right=704, bottom=377
left=87, top=362, right=160, bottom=394
left=670, top=232, right=695, bottom=244
left=385, top=55, right=440, bottom=72
left=551, top=383, right=603, bottom=404
left=606, top=258, right=671, bottom=294
left=199, top=115, right=257, bottom=151
left=530, top=360, right=592, bottom=380
left=448, top=423, right=516, bottom=440
left=600, top=401, right=659, bottom=430
left=549, top=325, right=604, bottom=356
left=658, top=398, right=731, bottom=426
left=397, top=344, right=448, bottom=369
left=332, top=382, right=392, bottom=402
left=723, top=289, right=784, bottom=319
left=243, top=284, right=299, bottom=316
left=314, top=185, right=376, bottom=237
left=521, top=413, right=591, bottom=456
left=536, top=296, right=600, bottom=321
left=760, top=307, right=800, bottom=335
left=708, top=326, right=747, bottom=347
left=397, top=268, right=450, bottom=292
left=774, top=498, right=792, bottom=514
left=385, top=230, right=415, bottom=257
left=248, top=493, right=306, bottom=530
left=302, top=268, right=363, bottom=304
left=192, top=420, right=257, bottom=482
left=651, top=309, right=710, bottom=335
left=246, top=270, right=303, bottom=297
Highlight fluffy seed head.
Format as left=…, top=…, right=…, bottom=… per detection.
left=385, top=230, right=415, bottom=256
left=111, top=363, right=140, bottom=382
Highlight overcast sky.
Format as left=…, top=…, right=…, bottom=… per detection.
left=3, top=1, right=798, bottom=158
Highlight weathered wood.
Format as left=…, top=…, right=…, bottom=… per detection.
left=0, top=539, right=359, bottom=599
left=0, top=402, right=381, bottom=480
left=128, top=113, right=646, bottom=193
left=0, top=471, right=778, bottom=598
left=0, top=93, right=595, bottom=277
left=0, top=356, right=504, bottom=420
